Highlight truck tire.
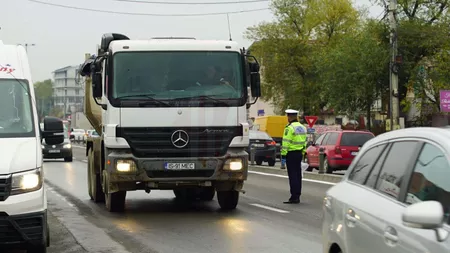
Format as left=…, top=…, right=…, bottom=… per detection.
left=105, top=191, right=126, bottom=212
left=217, top=190, right=239, bottom=210
left=88, top=150, right=104, bottom=203
left=199, top=187, right=215, bottom=201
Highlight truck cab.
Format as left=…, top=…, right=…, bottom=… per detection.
left=0, top=41, right=65, bottom=252
left=80, top=34, right=261, bottom=212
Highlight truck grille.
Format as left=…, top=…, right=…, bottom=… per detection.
left=0, top=175, right=12, bottom=201
left=116, top=126, right=243, bottom=158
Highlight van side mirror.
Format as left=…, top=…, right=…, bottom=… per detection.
left=249, top=62, right=261, bottom=98
left=42, top=116, right=64, bottom=145
left=402, top=201, right=449, bottom=242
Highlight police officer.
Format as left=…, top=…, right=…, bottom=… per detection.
left=280, top=109, right=307, bottom=204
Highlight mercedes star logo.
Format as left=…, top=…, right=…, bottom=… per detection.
left=171, top=130, right=189, bottom=148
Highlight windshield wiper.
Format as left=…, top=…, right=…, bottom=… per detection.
left=116, top=94, right=171, bottom=107
left=173, top=95, right=230, bottom=106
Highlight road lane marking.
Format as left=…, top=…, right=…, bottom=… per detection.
left=250, top=203, right=290, bottom=213
left=248, top=171, right=336, bottom=186
left=46, top=185, right=75, bottom=208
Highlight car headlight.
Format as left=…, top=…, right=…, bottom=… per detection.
left=223, top=158, right=243, bottom=171
left=63, top=144, right=71, bottom=149
left=41, top=145, right=44, bottom=149
left=116, top=160, right=137, bottom=173
left=11, top=168, right=43, bottom=195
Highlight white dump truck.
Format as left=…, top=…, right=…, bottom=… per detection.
left=79, top=34, right=262, bottom=212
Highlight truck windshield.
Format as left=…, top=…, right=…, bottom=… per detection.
left=0, top=79, right=35, bottom=138
left=111, top=51, right=245, bottom=107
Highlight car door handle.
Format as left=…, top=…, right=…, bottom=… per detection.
left=384, top=231, right=398, bottom=243
left=345, top=214, right=357, bottom=223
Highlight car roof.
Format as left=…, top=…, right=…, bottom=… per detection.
left=363, top=127, right=450, bottom=149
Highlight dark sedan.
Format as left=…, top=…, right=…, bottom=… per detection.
left=247, top=130, right=277, bottom=166
left=41, top=127, right=73, bottom=162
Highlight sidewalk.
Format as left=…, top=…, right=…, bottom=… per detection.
left=248, top=164, right=344, bottom=184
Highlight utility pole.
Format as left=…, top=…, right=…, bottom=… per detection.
left=388, top=0, right=399, bottom=130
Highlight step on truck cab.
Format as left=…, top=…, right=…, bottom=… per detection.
left=0, top=41, right=65, bottom=252
left=80, top=33, right=262, bottom=212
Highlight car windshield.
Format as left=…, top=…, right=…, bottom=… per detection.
left=111, top=51, right=244, bottom=106
left=0, top=79, right=35, bottom=138
left=249, top=131, right=271, bottom=140
left=340, top=132, right=374, bottom=146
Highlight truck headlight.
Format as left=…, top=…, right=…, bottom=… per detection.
left=11, top=168, right=43, bottom=195
left=223, top=158, right=243, bottom=171
left=116, top=160, right=137, bottom=173
left=63, top=144, right=71, bottom=149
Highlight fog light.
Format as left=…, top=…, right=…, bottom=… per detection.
left=224, top=158, right=243, bottom=171
left=116, top=160, right=136, bottom=172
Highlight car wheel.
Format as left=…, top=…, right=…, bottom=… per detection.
left=27, top=244, right=47, bottom=253
left=268, top=159, right=276, bottom=166
left=256, top=158, right=263, bottom=165
left=64, top=156, right=73, bottom=162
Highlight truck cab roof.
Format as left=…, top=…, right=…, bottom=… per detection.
left=109, top=39, right=241, bottom=53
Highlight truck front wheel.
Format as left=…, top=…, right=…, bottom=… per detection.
left=87, top=149, right=104, bottom=203
left=217, top=190, right=239, bottom=210
left=105, top=191, right=126, bottom=212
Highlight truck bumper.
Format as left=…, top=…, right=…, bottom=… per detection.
left=104, top=148, right=248, bottom=192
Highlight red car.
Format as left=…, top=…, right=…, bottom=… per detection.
left=305, top=130, right=375, bottom=173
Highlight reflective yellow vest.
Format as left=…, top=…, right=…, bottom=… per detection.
left=281, top=121, right=307, bottom=156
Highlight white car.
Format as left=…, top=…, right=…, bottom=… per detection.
left=71, top=128, right=86, bottom=143
left=322, top=127, right=450, bottom=253
left=0, top=41, right=65, bottom=252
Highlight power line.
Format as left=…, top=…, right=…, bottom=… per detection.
left=115, top=0, right=269, bottom=5
left=27, top=0, right=269, bottom=16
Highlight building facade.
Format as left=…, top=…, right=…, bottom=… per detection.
left=52, top=65, right=84, bottom=116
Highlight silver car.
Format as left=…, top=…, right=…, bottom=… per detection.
left=322, top=127, right=450, bottom=253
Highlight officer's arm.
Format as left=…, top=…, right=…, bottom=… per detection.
left=281, top=126, right=293, bottom=158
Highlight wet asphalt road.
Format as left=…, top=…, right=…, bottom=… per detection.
left=41, top=145, right=332, bottom=253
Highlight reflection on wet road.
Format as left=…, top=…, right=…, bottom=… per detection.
left=41, top=146, right=331, bottom=253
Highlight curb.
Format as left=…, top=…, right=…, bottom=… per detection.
left=248, top=165, right=343, bottom=184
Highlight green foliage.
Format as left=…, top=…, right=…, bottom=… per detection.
left=34, top=79, right=53, bottom=118
left=317, top=20, right=390, bottom=115
left=246, top=0, right=360, bottom=114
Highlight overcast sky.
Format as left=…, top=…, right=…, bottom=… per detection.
left=0, top=0, right=383, bottom=82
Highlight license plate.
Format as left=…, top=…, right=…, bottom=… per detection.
left=49, top=150, right=60, bottom=153
left=253, top=144, right=265, bottom=147
left=351, top=152, right=358, bottom=156
left=165, top=163, right=195, bottom=170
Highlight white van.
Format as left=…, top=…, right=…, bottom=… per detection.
left=0, top=41, right=64, bottom=252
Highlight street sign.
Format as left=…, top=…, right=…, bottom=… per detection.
left=304, top=116, right=318, bottom=128
left=307, top=128, right=315, bottom=134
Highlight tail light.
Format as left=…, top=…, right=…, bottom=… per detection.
left=266, top=141, right=276, bottom=146
left=335, top=146, right=341, bottom=154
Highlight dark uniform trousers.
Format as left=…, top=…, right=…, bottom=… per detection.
left=286, top=150, right=303, bottom=200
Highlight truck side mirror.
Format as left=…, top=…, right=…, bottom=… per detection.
left=249, top=62, right=261, bottom=98
left=92, top=73, right=103, bottom=98
left=42, top=116, right=64, bottom=145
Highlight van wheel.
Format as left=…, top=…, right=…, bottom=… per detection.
left=27, top=244, right=47, bottom=253
left=105, top=191, right=127, bottom=212
left=199, top=187, right=215, bottom=201
left=217, top=190, right=239, bottom=210
left=88, top=150, right=104, bottom=203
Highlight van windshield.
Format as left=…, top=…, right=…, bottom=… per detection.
left=0, top=79, right=35, bottom=138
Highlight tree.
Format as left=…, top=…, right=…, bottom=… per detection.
left=34, top=79, right=53, bottom=118
left=316, top=20, right=390, bottom=129
left=245, top=0, right=360, bottom=115
left=372, top=0, right=450, bottom=122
